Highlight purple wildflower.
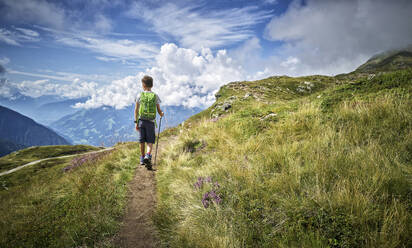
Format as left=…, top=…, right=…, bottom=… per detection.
left=194, top=177, right=204, bottom=190
left=193, top=181, right=202, bottom=190
left=201, top=190, right=222, bottom=208
left=63, top=150, right=112, bottom=172
left=209, top=190, right=217, bottom=199
left=193, top=176, right=223, bottom=208
left=202, top=192, right=210, bottom=208
left=215, top=195, right=222, bottom=204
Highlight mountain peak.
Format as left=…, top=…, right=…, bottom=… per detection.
left=355, top=49, right=412, bottom=73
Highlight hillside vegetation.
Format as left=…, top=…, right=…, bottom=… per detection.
left=155, top=67, right=412, bottom=247
left=0, top=145, right=101, bottom=173
left=0, top=143, right=139, bottom=247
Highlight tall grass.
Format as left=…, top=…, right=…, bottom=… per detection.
left=0, top=143, right=139, bottom=247
left=154, top=70, right=412, bottom=247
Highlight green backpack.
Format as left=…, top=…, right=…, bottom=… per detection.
left=138, top=92, right=157, bottom=120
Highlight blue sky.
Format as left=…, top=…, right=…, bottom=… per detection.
left=1, top=0, right=412, bottom=109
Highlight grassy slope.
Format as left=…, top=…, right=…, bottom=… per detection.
left=0, top=143, right=140, bottom=247
left=155, top=70, right=412, bottom=247
left=0, top=145, right=101, bottom=173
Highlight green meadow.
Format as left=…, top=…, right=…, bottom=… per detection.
left=0, top=144, right=138, bottom=247
left=155, top=69, right=412, bottom=247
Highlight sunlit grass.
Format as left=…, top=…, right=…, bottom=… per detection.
left=154, top=70, right=412, bottom=247
left=0, top=143, right=139, bottom=247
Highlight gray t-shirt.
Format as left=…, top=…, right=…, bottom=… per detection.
left=136, top=91, right=161, bottom=122
left=135, top=91, right=161, bottom=105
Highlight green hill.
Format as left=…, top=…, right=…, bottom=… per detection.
left=355, top=49, right=412, bottom=73
left=155, top=63, right=412, bottom=246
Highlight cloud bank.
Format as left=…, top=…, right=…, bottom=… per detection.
left=0, top=0, right=66, bottom=29
left=127, top=2, right=272, bottom=50
left=74, top=43, right=245, bottom=109
left=0, top=78, right=97, bottom=99
left=262, top=0, right=412, bottom=76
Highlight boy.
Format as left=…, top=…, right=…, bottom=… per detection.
left=134, top=75, right=164, bottom=169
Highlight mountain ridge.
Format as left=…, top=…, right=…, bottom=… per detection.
left=355, top=49, right=412, bottom=73
left=0, top=105, right=70, bottom=156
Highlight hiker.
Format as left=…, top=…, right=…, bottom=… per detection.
left=134, top=75, right=164, bottom=168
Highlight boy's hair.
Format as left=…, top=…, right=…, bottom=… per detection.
left=142, top=75, right=153, bottom=88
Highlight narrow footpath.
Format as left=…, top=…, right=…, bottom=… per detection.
left=114, top=136, right=176, bottom=248
left=114, top=161, right=159, bottom=248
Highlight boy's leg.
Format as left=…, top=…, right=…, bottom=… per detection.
left=140, top=142, right=145, bottom=157
left=147, top=143, right=153, bottom=154
left=139, top=142, right=145, bottom=165
left=144, top=143, right=154, bottom=169
left=138, top=119, right=146, bottom=165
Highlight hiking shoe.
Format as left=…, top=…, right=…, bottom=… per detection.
left=144, top=153, right=152, bottom=170
left=140, top=156, right=145, bottom=165
left=143, top=153, right=152, bottom=164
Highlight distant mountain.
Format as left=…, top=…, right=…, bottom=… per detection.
left=35, top=98, right=88, bottom=124
left=355, top=50, right=412, bottom=73
left=0, top=138, right=26, bottom=157
left=51, top=105, right=202, bottom=146
left=0, top=94, right=85, bottom=125
left=0, top=105, right=70, bottom=156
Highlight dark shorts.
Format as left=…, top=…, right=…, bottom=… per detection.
left=138, top=119, right=155, bottom=143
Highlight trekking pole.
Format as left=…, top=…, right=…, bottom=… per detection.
left=154, top=116, right=163, bottom=166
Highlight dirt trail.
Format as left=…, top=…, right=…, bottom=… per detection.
left=114, top=163, right=158, bottom=248
left=114, top=137, right=175, bottom=248
left=0, top=147, right=114, bottom=177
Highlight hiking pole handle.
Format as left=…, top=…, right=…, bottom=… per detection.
left=154, top=116, right=163, bottom=167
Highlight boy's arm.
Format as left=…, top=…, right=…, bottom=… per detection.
left=134, top=102, right=139, bottom=130
left=157, top=104, right=164, bottom=117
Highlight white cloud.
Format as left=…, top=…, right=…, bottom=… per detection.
left=94, top=14, right=113, bottom=33
left=1, top=78, right=97, bottom=99
left=263, top=0, right=278, bottom=4
left=0, top=27, right=41, bottom=46
left=74, top=75, right=142, bottom=109
left=14, top=27, right=39, bottom=37
left=0, top=0, right=66, bottom=29
left=75, top=43, right=246, bottom=109
left=0, top=79, right=15, bottom=98
left=0, top=28, right=21, bottom=46
left=263, top=0, right=412, bottom=75
left=126, top=2, right=272, bottom=50
left=95, top=56, right=140, bottom=67
left=230, top=37, right=264, bottom=75
left=0, top=57, right=10, bottom=65
left=51, top=31, right=159, bottom=61
left=8, top=69, right=115, bottom=83
left=280, top=56, right=300, bottom=72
